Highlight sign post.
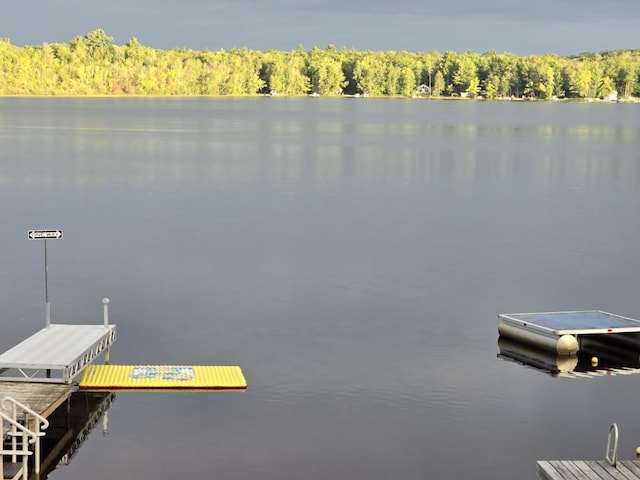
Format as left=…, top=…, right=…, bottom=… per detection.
left=28, top=229, right=63, bottom=328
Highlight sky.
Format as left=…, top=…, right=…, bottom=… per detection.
left=2, top=0, right=638, bottom=55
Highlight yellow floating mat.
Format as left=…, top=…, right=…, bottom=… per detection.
left=79, top=365, right=247, bottom=391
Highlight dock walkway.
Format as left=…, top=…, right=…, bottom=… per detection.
left=0, top=382, right=74, bottom=439
left=0, top=323, right=116, bottom=384
left=537, top=460, right=640, bottom=480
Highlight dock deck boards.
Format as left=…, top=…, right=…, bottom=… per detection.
left=537, top=460, right=640, bottom=480
left=0, top=382, right=74, bottom=439
left=79, top=365, right=247, bottom=390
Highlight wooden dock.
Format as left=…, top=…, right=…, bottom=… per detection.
left=537, top=460, right=640, bottom=480
left=0, top=381, right=74, bottom=439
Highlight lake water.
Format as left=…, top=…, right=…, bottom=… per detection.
left=1, top=97, right=639, bottom=480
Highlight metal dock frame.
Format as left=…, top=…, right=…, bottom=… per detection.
left=0, top=299, right=116, bottom=384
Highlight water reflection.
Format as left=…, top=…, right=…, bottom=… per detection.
left=498, top=336, right=640, bottom=378
left=0, top=98, right=639, bottom=188
left=39, top=392, right=115, bottom=479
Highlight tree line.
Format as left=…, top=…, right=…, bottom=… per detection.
left=1, top=29, right=639, bottom=100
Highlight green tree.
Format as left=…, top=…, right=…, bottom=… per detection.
left=398, top=66, right=417, bottom=96
left=417, top=52, right=440, bottom=94
left=352, top=52, right=387, bottom=96
left=598, top=76, right=616, bottom=98
left=452, top=53, right=479, bottom=96
left=479, top=51, right=517, bottom=98
left=261, top=47, right=310, bottom=95
left=613, top=52, right=639, bottom=98
left=84, top=29, right=113, bottom=51
left=306, top=46, right=346, bottom=95
left=516, top=56, right=555, bottom=99
left=437, top=51, right=458, bottom=95
left=432, top=71, right=445, bottom=96
left=567, top=62, right=592, bottom=98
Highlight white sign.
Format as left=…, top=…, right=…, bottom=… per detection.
left=28, top=229, right=63, bottom=240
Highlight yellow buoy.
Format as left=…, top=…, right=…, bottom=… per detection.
left=636, top=446, right=640, bottom=456
left=591, top=357, right=598, bottom=366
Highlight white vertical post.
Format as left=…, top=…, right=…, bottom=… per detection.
left=11, top=402, right=17, bottom=463
left=103, top=410, right=109, bottom=435
left=103, top=298, right=110, bottom=327
left=103, top=298, right=111, bottom=364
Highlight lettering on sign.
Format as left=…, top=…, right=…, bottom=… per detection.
left=28, top=229, right=63, bottom=240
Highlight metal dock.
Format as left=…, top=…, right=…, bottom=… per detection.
left=498, top=310, right=640, bottom=355
left=0, top=323, right=116, bottom=384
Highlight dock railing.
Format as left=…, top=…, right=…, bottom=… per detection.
left=1, top=396, right=49, bottom=479
left=0, top=411, right=33, bottom=480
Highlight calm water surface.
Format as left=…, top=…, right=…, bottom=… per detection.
left=1, top=98, right=639, bottom=480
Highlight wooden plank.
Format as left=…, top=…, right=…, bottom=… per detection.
left=615, top=462, right=640, bottom=480
left=537, top=461, right=566, bottom=480
left=619, top=461, right=640, bottom=479
left=549, top=461, right=582, bottom=480
left=591, top=461, right=631, bottom=480
left=573, top=460, right=615, bottom=480
left=597, top=461, right=640, bottom=480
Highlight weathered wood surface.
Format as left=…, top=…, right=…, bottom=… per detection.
left=1, top=461, right=23, bottom=480
left=537, top=460, right=640, bottom=480
left=0, top=382, right=73, bottom=438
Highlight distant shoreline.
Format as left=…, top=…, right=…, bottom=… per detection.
left=1, top=94, right=637, bottom=103
left=1, top=30, right=639, bottom=100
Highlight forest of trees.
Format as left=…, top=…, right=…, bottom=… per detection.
left=1, top=29, right=639, bottom=100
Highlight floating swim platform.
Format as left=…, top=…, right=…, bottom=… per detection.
left=498, top=310, right=640, bottom=355
left=78, top=365, right=247, bottom=391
